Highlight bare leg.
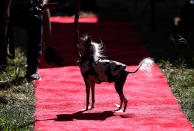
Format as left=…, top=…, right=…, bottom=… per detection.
left=118, top=95, right=123, bottom=110
left=115, top=72, right=128, bottom=112
left=115, top=85, right=124, bottom=111
left=122, top=94, right=128, bottom=112
left=86, top=85, right=90, bottom=110
left=90, top=82, right=95, bottom=109
left=84, top=79, right=90, bottom=110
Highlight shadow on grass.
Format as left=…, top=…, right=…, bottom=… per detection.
left=0, top=76, right=27, bottom=91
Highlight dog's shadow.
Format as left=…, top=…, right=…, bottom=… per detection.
left=55, top=111, right=113, bottom=121
left=52, top=110, right=134, bottom=121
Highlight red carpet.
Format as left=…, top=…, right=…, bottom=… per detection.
left=34, top=17, right=193, bottom=130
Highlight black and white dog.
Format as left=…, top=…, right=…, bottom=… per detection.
left=77, top=36, right=154, bottom=112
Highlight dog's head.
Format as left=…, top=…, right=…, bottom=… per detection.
left=77, top=35, right=92, bottom=58
left=77, top=35, right=104, bottom=61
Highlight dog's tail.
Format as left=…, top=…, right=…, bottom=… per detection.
left=127, top=57, right=154, bottom=74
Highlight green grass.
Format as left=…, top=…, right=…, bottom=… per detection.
left=157, top=59, right=194, bottom=126
left=0, top=48, right=35, bottom=131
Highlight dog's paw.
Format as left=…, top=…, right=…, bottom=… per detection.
left=115, top=109, right=124, bottom=113
left=81, top=106, right=93, bottom=111
left=115, top=104, right=122, bottom=109
left=88, top=106, right=93, bottom=110
left=81, top=108, right=87, bottom=111
left=115, top=104, right=120, bottom=108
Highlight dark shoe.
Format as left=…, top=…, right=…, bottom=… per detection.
left=45, top=47, right=67, bottom=66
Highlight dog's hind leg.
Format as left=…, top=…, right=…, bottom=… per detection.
left=122, top=94, right=128, bottom=112
left=115, top=72, right=128, bottom=112
left=116, top=91, right=123, bottom=110
left=90, top=82, right=95, bottom=109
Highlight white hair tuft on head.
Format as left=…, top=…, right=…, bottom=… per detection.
left=91, top=42, right=105, bottom=61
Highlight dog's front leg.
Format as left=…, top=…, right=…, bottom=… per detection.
left=86, top=85, right=90, bottom=110
left=90, top=82, right=95, bottom=109
left=84, top=79, right=90, bottom=110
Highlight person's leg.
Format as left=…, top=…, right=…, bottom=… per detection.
left=26, top=17, right=42, bottom=80
left=0, top=1, right=8, bottom=104
left=42, top=0, right=66, bottom=66
left=0, top=0, right=8, bottom=70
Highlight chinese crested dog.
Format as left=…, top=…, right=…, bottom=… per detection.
left=77, top=36, right=154, bottom=112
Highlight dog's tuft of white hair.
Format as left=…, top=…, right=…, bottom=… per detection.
left=139, top=57, right=154, bottom=76
left=91, top=42, right=105, bottom=61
